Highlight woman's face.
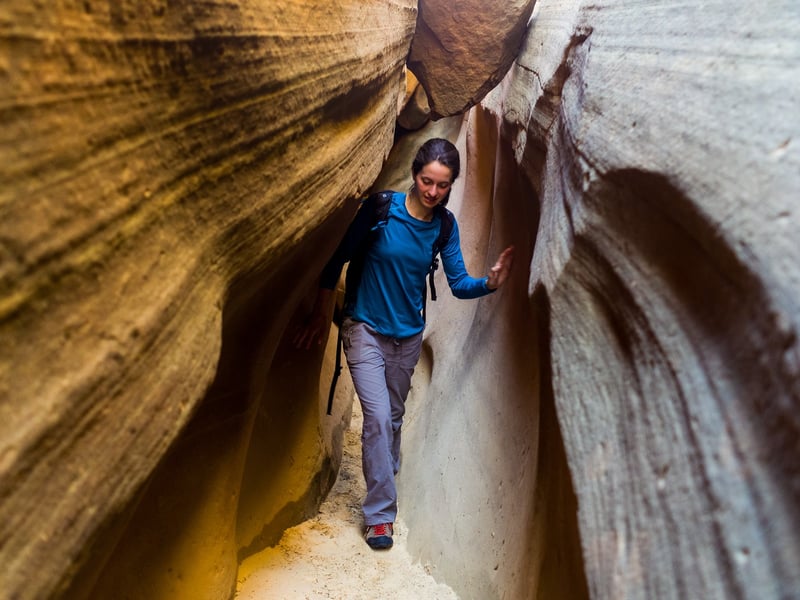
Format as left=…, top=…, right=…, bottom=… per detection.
left=413, top=160, right=453, bottom=210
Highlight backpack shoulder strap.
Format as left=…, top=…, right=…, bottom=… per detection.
left=363, top=190, right=393, bottom=228
left=424, top=206, right=455, bottom=317
left=433, top=206, right=454, bottom=253
left=343, top=191, right=395, bottom=310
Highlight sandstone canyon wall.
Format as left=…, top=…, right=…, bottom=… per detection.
left=2, top=0, right=799, bottom=600
left=1, top=1, right=414, bottom=598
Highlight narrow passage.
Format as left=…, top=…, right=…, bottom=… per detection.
left=235, top=397, right=459, bottom=600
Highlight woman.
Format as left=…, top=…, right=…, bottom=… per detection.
left=296, top=138, right=514, bottom=550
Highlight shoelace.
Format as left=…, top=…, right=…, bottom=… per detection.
left=371, top=523, right=391, bottom=536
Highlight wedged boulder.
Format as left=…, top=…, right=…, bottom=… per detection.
left=478, top=0, right=800, bottom=598
left=0, top=1, right=414, bottom=598
left=408, top=0, right=536, bottom=118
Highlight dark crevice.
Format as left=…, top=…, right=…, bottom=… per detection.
left=531, top=282, right=591, bottom=600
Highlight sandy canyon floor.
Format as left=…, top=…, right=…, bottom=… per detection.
left=235, top=399, right=459, bottom=600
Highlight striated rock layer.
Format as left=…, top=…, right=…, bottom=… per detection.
left=0, top=1, right=415, bottom=598
left=472, top=0, right=800, bottom=598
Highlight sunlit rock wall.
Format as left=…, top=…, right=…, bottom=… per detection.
left=475, top=0, right=799, bottom=598
left=0, top=1, right=415, bottom=598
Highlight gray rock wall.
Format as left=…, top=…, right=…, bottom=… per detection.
left=476, top=0, right=800, bottom=597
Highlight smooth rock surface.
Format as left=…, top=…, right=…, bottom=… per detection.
left=394, top=113, right=588, bottom=600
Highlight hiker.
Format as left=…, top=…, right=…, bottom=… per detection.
left=295, top=137, right=514, bottom=550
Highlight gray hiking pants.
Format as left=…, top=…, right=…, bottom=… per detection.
left=342, top=318, right=423, bottom=526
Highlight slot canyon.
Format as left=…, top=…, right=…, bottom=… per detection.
left=1, top=1, right=798, bottom=599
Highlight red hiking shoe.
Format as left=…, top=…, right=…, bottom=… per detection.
left=365, top=523, right=394, bottom=550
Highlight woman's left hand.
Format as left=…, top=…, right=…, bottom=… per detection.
left=487, top=246, right=515, bottom=290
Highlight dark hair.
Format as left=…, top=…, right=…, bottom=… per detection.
left=410, top=138, right=460, bottom=207
left=412, top=138, right=460, bottom=180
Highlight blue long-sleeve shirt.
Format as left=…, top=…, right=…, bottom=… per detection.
left=320, top=192, right=492, bottom=339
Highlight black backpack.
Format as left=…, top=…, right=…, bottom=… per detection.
left=327, top=190, right=454, bottom=414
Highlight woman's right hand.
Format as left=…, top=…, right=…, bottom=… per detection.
left=293, top=312, right=329, bottom=350
left=293, top=287, right=336, bottom=350
left=486, top=246, right=515, bottom=290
